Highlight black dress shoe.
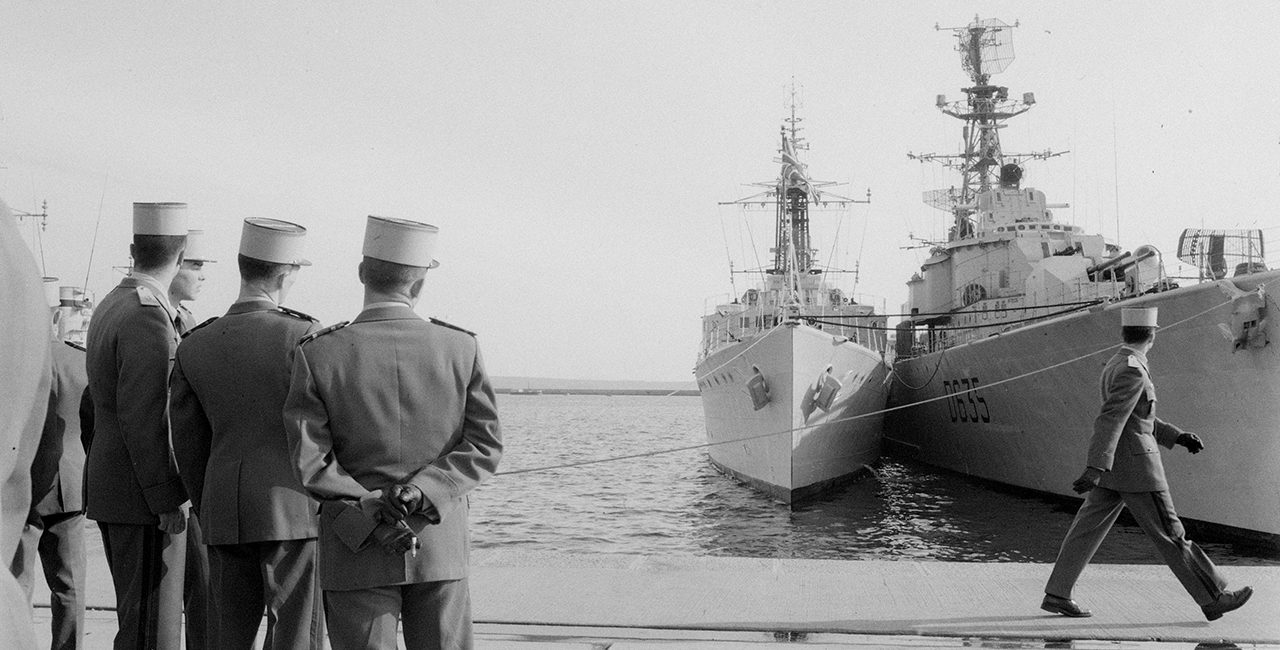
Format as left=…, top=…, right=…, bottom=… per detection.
left=1202, top=586, right=1252, bottom=621
left=1041, top=594, right=1092, bottom=618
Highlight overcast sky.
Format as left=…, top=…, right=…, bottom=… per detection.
left=4, top=2, right=1278, bottom=382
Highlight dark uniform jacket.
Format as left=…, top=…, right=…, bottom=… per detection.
left=175, top=305, right=198, bottom=337
left=30, top=340, right=88, bottom=516
left=284, top=304, right=502, bottom=591
left=84, top=274, right=187, bottom=524
left=1088, top=346, right=1184, bottom=492
left=170, top=299, right=321, bottom=544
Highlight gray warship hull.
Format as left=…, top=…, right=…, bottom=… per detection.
left=698, top=322, right=889, bottom=503
left=887, top=270, right=1280, bottom=539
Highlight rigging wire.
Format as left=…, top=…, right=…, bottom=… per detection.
left=743, top=208, right=766, bottom=285
left=718, top=212, right=736, bottom=298
left=84, top=173, right=109, bottom=291
left=28, top=174, right=47, bottom=276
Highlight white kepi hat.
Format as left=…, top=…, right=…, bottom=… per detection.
left=362, top=216, right=439, bottom=269
left=133, top=202, right=188, bottom=236
left=239, top=218, right=311, bottom=266
left=1121, top=307, right=1159, bottom=328
left=183, top=229, right=217, bottom=263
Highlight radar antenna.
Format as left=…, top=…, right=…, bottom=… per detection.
left=908, top=16, right=1064, bottom=241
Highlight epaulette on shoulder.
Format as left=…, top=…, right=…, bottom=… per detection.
left=63, top=340, right=86, bottom=352
left=1126, top=355, right=1142, bottom=369
left=298, top=321, right=349, bottom=346
left=429, top=317, right=476, bottom=337
left=182, top=317, right=219, bottom=339
left=277, top=306, right=320, bottom=323
left=135, top=286, right=164, bottom=308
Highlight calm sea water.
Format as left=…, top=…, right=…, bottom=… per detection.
left=470, top=394, right=1279, bottom=565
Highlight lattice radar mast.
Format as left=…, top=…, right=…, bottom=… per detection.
left=908, top=16, right=1062, bottom=242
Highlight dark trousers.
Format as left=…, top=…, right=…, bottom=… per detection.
left=324, top=579, right=472, bottom=650
left=185, top=512, right=210, bottom=650
left=208, top=538, right=324, bottom=650
left=98, top=522, right=185, bottom=650
left=1045, top=487, right=1228, bottom=605
left=15, top=511, right=86, bottom=650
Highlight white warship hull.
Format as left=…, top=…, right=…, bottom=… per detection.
left=697, top=323, right=890, bottom=503
left=887, top=270, right=1280, bottom=539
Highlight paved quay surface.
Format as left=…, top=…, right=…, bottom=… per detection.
left=31, top=546, right=1280, bottom=648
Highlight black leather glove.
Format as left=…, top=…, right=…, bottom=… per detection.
left=1176, top=432, right=1205, bottom=454
left=1072, top=467, right=1103, bottom=494
left=369, top=520, right=419, bottom=556
left=381, top=484, right=424, bottom=519
left=358, top=490, right=403, bottom=524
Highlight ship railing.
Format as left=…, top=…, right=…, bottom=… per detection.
left=894, top=293, right=1119, bottom=358
left=698, top=305, right=790, bottom=359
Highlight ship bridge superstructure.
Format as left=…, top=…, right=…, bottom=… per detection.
left=896, top=16, right=1180, bottom=357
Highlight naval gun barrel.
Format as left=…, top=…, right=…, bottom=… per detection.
left=1086, top=247, right=1158, bottom=276
left=1086, top=252, right=1131, bottom=275
left=1113, top=246, right=1158, bottom=271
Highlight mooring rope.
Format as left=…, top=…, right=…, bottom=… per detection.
left=692, top=320, right=788, bottom=382
left=496, top=284, right=1255, bottom=478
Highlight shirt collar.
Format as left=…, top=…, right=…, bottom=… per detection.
left=361, top=300, right=412, bottom=313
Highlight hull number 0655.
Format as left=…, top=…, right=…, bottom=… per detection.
left=942, top=377, right=991, bottom=423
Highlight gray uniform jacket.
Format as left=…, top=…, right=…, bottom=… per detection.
left=84, top=275, right=187, bottom=524
left=30, top=340, right=88, bottom=516
left=284, top=304, right=502, bottom=591
left=170, top=299, right=322, bottom=544
left=1087, top=346, right=1184, bottom=492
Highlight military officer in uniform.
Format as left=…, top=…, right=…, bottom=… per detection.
left=85, top=202, right=190, bottom=649
left=170, top=228, right=216, bottom=334
left=285, top=216, right=502, bottom=650
left=15, top=298, right=90, bottom=650
left=168, top=227, right=214, bottom=650
left=170, top=218, right=325, bottom=649
left=1042, top=307, right=1252, bottom=622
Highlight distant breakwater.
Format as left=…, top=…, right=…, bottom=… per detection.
left=495, top=387, right=698, bottom=397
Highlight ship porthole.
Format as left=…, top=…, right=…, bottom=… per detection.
left=961, top=284, right=987, bottom=306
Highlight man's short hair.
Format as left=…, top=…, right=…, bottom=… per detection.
left=360, top=257, right=427, bottom=293
left=132, top=234, right=186, bottom=270
left=237, top=254, right=294, bottom=283
left=1122, top=326, right=1155, bottom=345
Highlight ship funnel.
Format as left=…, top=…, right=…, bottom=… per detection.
left=999, top=163, right=1023, bottom=188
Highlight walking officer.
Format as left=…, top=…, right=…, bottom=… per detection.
left=84, top=202, right=190, bottom=649
left=1042, top=306, right=1252, bottom=621
left=284, top=216, right=503, bottom=650
left=170, top=217, right=325, bottom=649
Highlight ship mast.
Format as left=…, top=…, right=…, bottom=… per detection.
left=775, top=101, right=812, bottom=277
left=720, top=94, right=867, bottom=300
left=909, top=16, right=1060, bottom=242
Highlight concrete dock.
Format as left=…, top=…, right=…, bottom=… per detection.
left=30, top=546, right=1280, bottom=648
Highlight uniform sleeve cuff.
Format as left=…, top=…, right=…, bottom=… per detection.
left=141, top=477, right=188, bottom=515
left=327, top=501, right=380, bottom=552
